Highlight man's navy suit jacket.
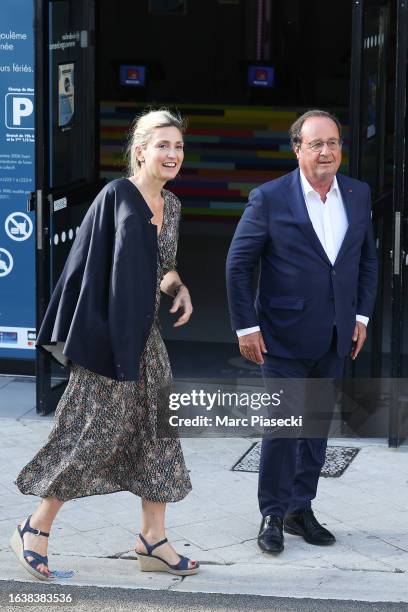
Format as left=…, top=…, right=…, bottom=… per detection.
left=226, top=168, right=378, bottom=359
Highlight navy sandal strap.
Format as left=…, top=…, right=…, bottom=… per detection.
left=170, top=554, right=190, bottom=571
left=138, top=533, right=168, bottom=555
left=137, top=534, right=196, bottom=571
left=24, top=525, right=50, bottom=538
left=23, top=549, right=49, bottom=568
left=156, top=553, right=195, bottom=571
left=20, top=515, right=50, bottom=538
left=28, top=559, right=46, bottom=571
left=22, top=548, right=74, bottom=579
left=149, top=538, right=168, bottom=552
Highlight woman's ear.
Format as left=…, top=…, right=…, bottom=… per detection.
left=134, top=145, right=145, bottom=164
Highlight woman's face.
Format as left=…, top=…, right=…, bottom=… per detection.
left=137, top=126, right=184, bottom=182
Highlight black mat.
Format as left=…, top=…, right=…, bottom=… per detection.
left=233, top=443, right=360, bottom=477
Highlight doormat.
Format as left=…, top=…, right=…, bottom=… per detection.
left=233, top=443, right=360, bottom=477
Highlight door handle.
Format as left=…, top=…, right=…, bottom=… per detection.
left=393, top=211, right=401, bottom=275
left=36, top=189, right=43, bottom=251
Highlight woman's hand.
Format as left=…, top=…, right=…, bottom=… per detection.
left=170, top=285, right=193, bottom=327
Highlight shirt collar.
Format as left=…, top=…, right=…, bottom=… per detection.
left=299, top=170, right=338, bottom=198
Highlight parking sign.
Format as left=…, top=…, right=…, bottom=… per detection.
left=5, top=93, right=34, bottom=130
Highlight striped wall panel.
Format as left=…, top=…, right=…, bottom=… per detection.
left=100, top=102, right=349, bottom=220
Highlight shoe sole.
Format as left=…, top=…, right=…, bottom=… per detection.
left=284, top=525, right=335, bottom=545
left=257, top=541, right=284, bottom=554
left=137, top=553, right=199, bottom=576
left=9, top=528, right=50, bottom=581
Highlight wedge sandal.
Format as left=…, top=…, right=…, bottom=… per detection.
left=136, top=533, right=199, bottom=576
left=10, top=515, right=51, bottom=581
left=10, top=515, right=75, bottom=581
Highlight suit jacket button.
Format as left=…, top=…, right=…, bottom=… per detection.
left=331, top=269, right=336, bottom=276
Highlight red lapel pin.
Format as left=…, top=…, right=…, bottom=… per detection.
left=348, top=188, right=353, bottom=192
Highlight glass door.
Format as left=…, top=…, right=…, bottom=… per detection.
left=33, top=0, right=102, bottom=414
left=349, top=0, right=408, bottom=445
left=350, top=0, right=393, bottom=378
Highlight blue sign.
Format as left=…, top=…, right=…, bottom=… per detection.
left=119, top=65, right=146, bottom=87
left=0, top=1, right=36, bottom=358
left=248, top=65, right=275, bottom=88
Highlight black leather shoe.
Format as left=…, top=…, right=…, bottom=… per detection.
left=284, top=510, right=335, bottom=545
left=258, top=515, right=284, bottom=553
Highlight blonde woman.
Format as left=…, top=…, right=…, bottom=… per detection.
left=11, top=109, right=199, bottom=579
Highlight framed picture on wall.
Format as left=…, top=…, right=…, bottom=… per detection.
left=149, top=0, right=187, bottom=14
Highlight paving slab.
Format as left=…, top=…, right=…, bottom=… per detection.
left=0, top=377, right=15, bottom=389
left=0, top=550, right=180, bottom=590
left=170, top=563, right=408, bottom=603
left=0, top=382, right=36, bottom=417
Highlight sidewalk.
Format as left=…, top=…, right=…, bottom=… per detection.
left=0, top=375, right=407, bottom=604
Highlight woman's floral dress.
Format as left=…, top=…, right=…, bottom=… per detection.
left=16, top=190, right=192, bottom=503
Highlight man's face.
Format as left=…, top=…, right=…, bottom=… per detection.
left=294, top=117, right=342, bottom=184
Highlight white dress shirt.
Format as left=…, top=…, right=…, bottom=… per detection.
left=236, top=172, right=369, bottom=337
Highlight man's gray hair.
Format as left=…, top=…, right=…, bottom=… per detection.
left=289, top=110, right=342, bottom=150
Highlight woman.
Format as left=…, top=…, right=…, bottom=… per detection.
left=11, top=109, right=199, bottom=580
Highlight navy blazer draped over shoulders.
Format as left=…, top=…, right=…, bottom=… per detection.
left=37, top=178, right=159, bottom=381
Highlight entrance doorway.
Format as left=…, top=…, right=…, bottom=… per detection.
left=349, top=0, right=408, bottom=445
left=32, top=0, right=408, bottom=449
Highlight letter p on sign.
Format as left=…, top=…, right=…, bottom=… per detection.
left=13, top=97, right=33, bottom=125
left=5, top=93, right=34, bottom=130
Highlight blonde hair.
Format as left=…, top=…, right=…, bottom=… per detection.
left=126, top=108, right=186, bottom=176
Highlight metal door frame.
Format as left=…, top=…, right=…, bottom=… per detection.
left=350, top=0, right=408, bottom=446
left=389, top=0, right=408, bottom=446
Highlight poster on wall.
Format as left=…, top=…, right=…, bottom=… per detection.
left=58, top=62, right=75, bottom=129
left=0, top=0, right=35, bottom=360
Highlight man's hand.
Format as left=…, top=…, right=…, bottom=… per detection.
left=351, top=321, right=367, bottom=360
left=238, top=331, right=267, bottom=365
left=170, top=286, right=193, bottom=327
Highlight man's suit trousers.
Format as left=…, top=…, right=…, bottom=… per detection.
left=258, top=329, right=346, bottom=518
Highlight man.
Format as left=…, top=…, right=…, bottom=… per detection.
left=226, top=110, right=378, bottom=554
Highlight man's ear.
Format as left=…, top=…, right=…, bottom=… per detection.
left=293, top=145, right=301, bottom=160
